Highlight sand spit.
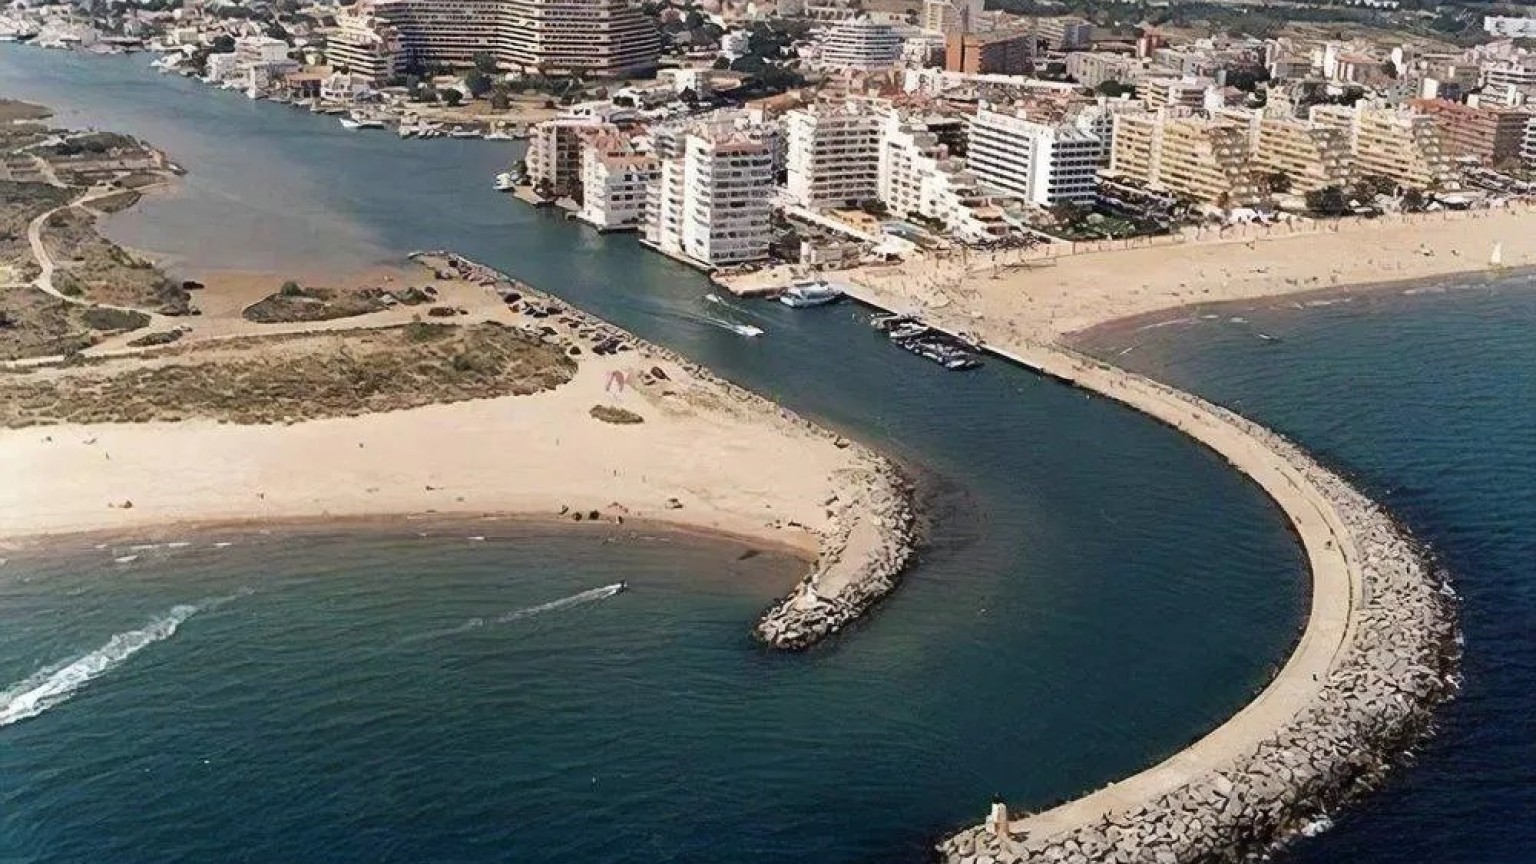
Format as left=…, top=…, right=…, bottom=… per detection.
left=414, top=253, right=918, bottom=651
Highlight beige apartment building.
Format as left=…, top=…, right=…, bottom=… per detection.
left=1215, top=108, right=1354, bottom=193
left=1108, top=110, right=1262, bottom=206
left=1310, top=104, right=1457, bottom=190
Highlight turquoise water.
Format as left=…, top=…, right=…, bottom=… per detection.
left=1092, top=280, right=1536, bottom=863
left=0, top=48, right=1390, bottom=864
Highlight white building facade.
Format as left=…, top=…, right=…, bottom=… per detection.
left=785, top=99, right=886, bottom=209
left=816, top=17, right=904, bottom=71
left=644, top=124, right=777, bottom=267
left=966, top=106, right=1111, bottom=207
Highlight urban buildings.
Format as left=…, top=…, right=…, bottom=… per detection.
left=876, top=111, right=1013, bottom=242
left=1478, top=54, right=1536, bottom=107
left=577, top=132, right=659, bottom=231
left=785, top=99, right=886, bottom=209
left=644, top=121, right=778, bottom=267
left=1108, top=110, right=1263, bottom=207
left=816, top=17, right=905, bottom=71
left=1033, top=16, right=1093, bottom=51
left=363, top=0, right=660, bottom=78
left=527, top=116, right=616, bottom=196
left=1065, top=51, right=1146, bottom=88
left=1311, top=104, right=1456, bottom=189
left=1250, top=114, right=1354, bottom=193
left=920, top=0, right=982, bottom=35
left=324, top=9, right=403, bottom=81
left=1410, top=98, right=1533, bottom=166
left=1483, top=16, right=1536, bottom=39
left=944, top=29, right=1034, bottom=75
left=966, top=105, right=1110, bottom=206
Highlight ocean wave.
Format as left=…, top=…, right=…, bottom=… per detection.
left=0, top=589, right=251, bottom=729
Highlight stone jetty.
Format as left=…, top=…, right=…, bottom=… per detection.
left=752, top=458, right=916, bottom=651
left=413, top=252, right=918, bottom=652
left=933, top=345, right=1460, bottom=864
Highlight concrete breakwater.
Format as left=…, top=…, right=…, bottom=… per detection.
left=931, top=342, right=1460, bottom=864
left=414, top=252, right=917, bottom=652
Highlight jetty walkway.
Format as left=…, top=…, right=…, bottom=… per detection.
left=838, top=283, right=1458, bottom=864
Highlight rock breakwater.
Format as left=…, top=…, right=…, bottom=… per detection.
left=937, top=350, right=1460, bottom=864
left=414, top=252, right=918, bottom=652
left=752, top=459, right=916, bottom=651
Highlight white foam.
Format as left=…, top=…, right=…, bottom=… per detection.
left=493, top=582, right=624, bottom=624
left=1, top=605, right=198, bottom=728
left=114, top=555, right=139, bottom=564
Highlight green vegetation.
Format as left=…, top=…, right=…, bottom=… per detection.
left=590, top=404, right=645, bottom=425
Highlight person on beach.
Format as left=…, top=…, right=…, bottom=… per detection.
left=989, top=795, right=1009, bottom=838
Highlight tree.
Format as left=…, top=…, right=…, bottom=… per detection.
left=465, top=68, right=493, bottom=97
left=1262, top=171, right=1292, bottom=195
left=210, top=34, right=235, bottom=53
left=1050, top=201, right=1091, bottom=227
left=612, top=94, right=635, bottom=108
left=1094, top=79, right=1134, bottom=99
left=472, top=52, right=499, bottom=74
left=1305, top=185, right=1350, bottom=216
left=489, top=90, right=510, bottom=110
left=443, top=89, right=463, bottom=107
left=1401, top=188, right=1426, bottom=212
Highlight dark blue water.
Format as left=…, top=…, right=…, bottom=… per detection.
left=1088, top=282, right=1536, bottom=863
left=0, top=47, right=1512, bottom=864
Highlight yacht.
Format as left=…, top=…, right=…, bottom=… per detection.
left=778, top=280, right=844, bottom=308
left=340, top=114, right=384, bottom=130
left=494, top=172, right=516, bottom=192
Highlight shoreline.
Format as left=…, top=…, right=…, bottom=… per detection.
left=834, top=282, right=1460, bottom=864
left=0, top=509, right=818, bottom=565
left=1067, top=263, right=1536, bottom=353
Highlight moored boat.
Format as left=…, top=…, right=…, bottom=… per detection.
left=778, top=280, right=844, bottom=308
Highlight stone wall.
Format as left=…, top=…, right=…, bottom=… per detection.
left=937, top=372, right=1460, bottom=864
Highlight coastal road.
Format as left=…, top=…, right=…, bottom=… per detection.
left=26, top=184, right=167, bottom=320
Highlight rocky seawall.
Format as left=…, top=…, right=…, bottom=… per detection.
left=415, top=252, right=918, bottom=652
left=752, top=459, right=916, bottom=651
left=937, top=355, right=1460, bottom=864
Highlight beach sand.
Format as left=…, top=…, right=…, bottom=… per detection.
left=832, top=206, right=1536, bottom=343
left=0, top=258, right=882, bottom=570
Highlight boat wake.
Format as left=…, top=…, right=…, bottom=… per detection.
left=0, top=589, right=250, bottom=729
left=420, top=583, right=627, bottom=639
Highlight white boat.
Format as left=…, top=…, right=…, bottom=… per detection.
left=449, top=128, right=479, bottom=139
left=339, top=116, right=362, bottom=130
left=730, top=323, right=764, bottom=338
left=494, top=172, right=516, bottom=191
left=483, top=130, right=514, bottom=141
left=779, top=280, right=844, bottom=308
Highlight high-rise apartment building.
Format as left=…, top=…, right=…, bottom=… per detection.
left=1410, top=98, right=1533, bottom=166
left=816, top=17, right=905, bottom=71
left=644, top=124, right=777, bottom=268
left=1108, top=110, right=1262, bottom=206
left=920, top=0, right=982, bottom=35
left=1310, top=104, right=1456, bottom=189
left=577, top=133, right=659, bottom=231
left=785, top=99, right=886, bottom=209
left=363, top=0, right=661, bottom=78
left=325, top=11, right=404, bottom=81
left=966, top=105, right=1110, bottom=206
left=876, top=111, right=1014, bottom=242
left=944, top=29, right=1034, bottom=75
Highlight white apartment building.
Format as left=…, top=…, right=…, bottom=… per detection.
left=1480, top=55, right=1536, bottom=107
left=1484, top=16, right=1536, bottom=38
left=578, top=133, right=659, bottom=231
left=365, top=0, right=660, bottom=78
left=325, top=10, right=403, bottom=81
left=785, top=99, right=886, bottom=209
left=920, top=0, right=982, bottom=35
left=644, top=125, right=776, bottom=268
left=1310, top=103, right=1457, bottom=189
left=877, top=112, right=1014, bottom=242
left=966, top=105, right=1112, bottom=207
left=235, top=35, right=291, bottom=67
left=816, top=17, right=904, bottom=71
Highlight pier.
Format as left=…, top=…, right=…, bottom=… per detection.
left=835, top=283, right=1458, bottom=864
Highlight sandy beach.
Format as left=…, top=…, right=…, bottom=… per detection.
left=815, top=205, right=1536, bottom=344
left=0, top=256, right=895, bottom=584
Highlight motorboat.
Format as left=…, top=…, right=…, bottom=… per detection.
left=778, top=279, right=844, bottom=308
left=494, top=172, right=516, bottom=192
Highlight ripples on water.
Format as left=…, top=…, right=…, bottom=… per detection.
left=1099, top=277, right=1536, bottom=863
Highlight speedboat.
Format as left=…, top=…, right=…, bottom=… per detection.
left=778, top=280, right=844, bottom=308
left=731, top=323, right=764, bottom=338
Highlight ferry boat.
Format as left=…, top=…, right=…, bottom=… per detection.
left=778, top=280, right=844, bottom=308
